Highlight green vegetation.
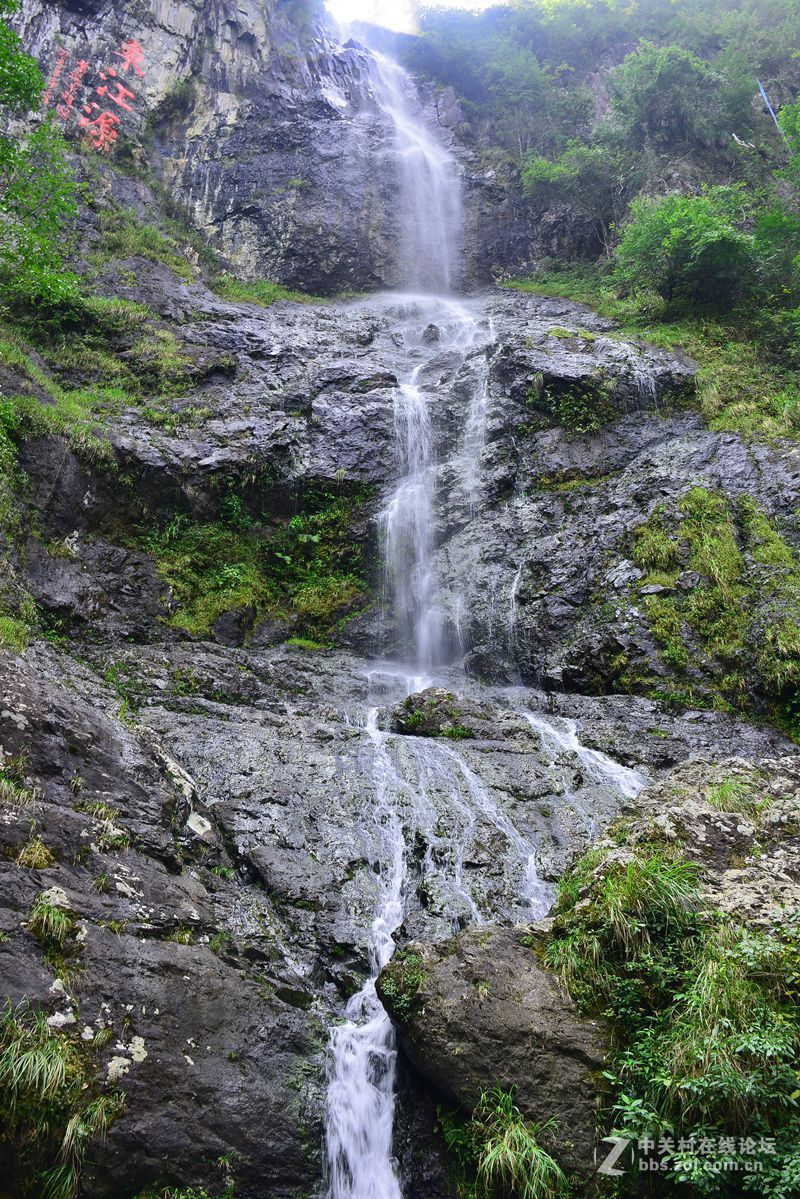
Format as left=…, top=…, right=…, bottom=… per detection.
left=377, top=949, right=426, bottom=1019
left=418, top=0, right=800, bottom=450
left=440, top=1089, right=569, bottom=1199
left=409, top=0, right=798, bottom=163
left=211, top=275, right=316, bottom=307
left=15, top=834, right=54, bottom=869
left=509, top=266, right=799, bottom=443
left=0, top=2, right=80, bottom=306
left=705, top=774, right=771, bottom=819
left=628, top=487, right=800, bottom=724
left=137, top=483, right=373, bottom=641
left=0, top=756, right=36, bottom=806
left=399, top=693, right=475, bottom=739
left=545, top=842, right=800, bottom=1196
left=523, top=143, right=640, bottom=254
left=165, top=927, right=194, bottom=945
left=27, top=892, right=76, bottom=957
left=0, top=999, right=124, bottom=1198
left=90, top=208, right=195, bottom=285
left=615, top=186, right=756, bottom=306
left=537, top=377, right=618, bottom=436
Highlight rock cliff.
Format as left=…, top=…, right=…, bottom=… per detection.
left=2, top=3, right=800, bottom=1197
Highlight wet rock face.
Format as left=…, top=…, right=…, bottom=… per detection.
left=2, top=632, right=793, bottom=1195
left=607, top=754, right=800, bottom=924
left=13, top=0, right=451, bottom=292
left=3, top=189, right=800, bottom=1190
left=376, top=927, right=608, bottom=1175
left=0, top=648, right=328, bottom=1199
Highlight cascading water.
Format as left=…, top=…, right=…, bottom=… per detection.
left=324, top=42, right=641, bottom=1199
left=379, top=298, right=490, bottom=668
left=381, top=364, right=437, bottom=669
left=370, top=51, right=462, bottom=294
left=325, top=710, right=406, bottom=1199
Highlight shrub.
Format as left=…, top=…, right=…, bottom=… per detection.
left=610, top=42, right=726, bottom=150
left=0, top=120, right=81, bottom=305
left=547, top=843, right=800, bottom=1196
left=0, top=0, right=42, bottom=111
left=522, top=142, right=641, bottom=254
left=615, top=187, right=755, bottom=306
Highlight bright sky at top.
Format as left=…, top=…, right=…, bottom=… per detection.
left=325, top=0, right=496, bottom=36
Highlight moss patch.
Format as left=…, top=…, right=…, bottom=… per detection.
left=629, top=488, right=800, bottom=728
left=137, top=483, right=375, bottom=642
left=210, top=275, right=319, bottom=307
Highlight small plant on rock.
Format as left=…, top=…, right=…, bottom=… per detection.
left=473, top=1089, right=569, bottom=1199
left=15, top=833, right=54, bottom=869
left=28, top=892, right=75, bottom=953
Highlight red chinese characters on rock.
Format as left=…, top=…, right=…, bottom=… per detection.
left=55, top=59, right=90, bottom=121
left=114, top=39, right=145, bottom=77
left=78, top=109, right=122, bottom=152
left=44, top=37, right=147, bottom=153
left=42, top=47, right=69, bottom=106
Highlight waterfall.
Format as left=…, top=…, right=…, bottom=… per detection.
left=379, top=298, right=489, bottom=668
left=522, top=712, right=646, bottom=801
left=370, top=51, right=462, bottom=294
left=325, top=710, right=406, bottom=1199
left=381, top=367, right=438, bottom=669
left=324, top=39, right=636, bottom=1199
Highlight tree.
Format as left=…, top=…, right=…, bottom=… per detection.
left=0, top=121, right=80, bottom=303
left=610, top=41, right=726, bottom=150
left=614, top=187, right=755, bottom=306
left=0, top=0, right=42, bottom=110
left=0, top=0, right=80, bottom=305
left=778, top=97, right=800, bottom=185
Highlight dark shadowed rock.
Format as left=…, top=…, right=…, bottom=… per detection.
left=377, top=926, right=608, bottom=1174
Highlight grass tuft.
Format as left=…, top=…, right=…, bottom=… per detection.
left=15, top=835, right=55, bottom=869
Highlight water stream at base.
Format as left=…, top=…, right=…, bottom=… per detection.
left=324, top=710, right=406, bottom=1199
left=322, top=43, right=645, bottom=1199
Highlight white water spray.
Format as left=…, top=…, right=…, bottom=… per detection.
left=325, top=711, right=406, bottom=1199
left=522, top=711, right=646, bottom=801
left=371, top=52, right=462, bottom=294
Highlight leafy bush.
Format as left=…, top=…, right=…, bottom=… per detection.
left=0, top=120, right=80, bottom=304
left=523, top=142, right=641, bottom=254
left=610, top=42, right=726, bottom=150
left=0, top=0, right=42, bottom=111
left=615, top=187, right=755, bottom=306
left=0, top=4, right=81, bottom=307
